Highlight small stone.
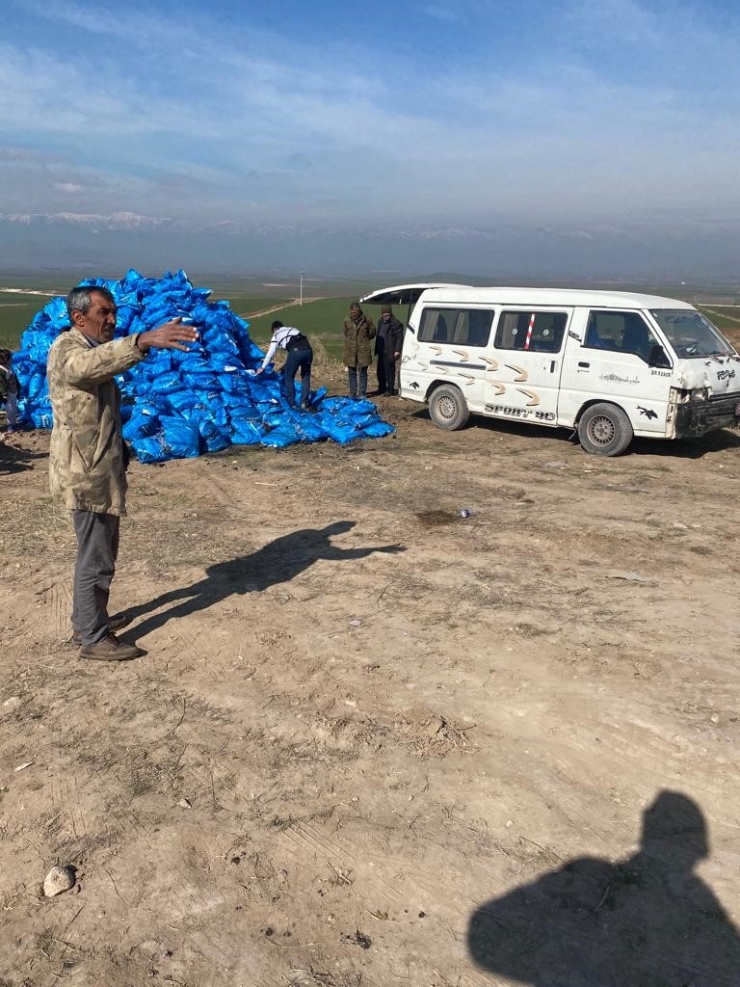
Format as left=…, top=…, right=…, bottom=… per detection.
left=43, top=865, right=76, bottom=898
left=425, top=716, right=446, bottom=737
left=177, top=798, right=192, bottom=809
left=349, top=619, right=362, bottom=627
left=710, top=714, right=720, bottom=724
left=2, top=696, right=22, bottom=710
left=14, top=761, right=33, bottom=773
left=606, top=569, right=650, bottom=583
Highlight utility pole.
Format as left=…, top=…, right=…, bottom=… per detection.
left=300, top=270, right=304, bottom=306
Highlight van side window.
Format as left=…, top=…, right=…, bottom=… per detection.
left=585, top=311, right=658, bottom=361
left=494, top=311, right=567, bottom=352
left=418, top=308, right=495, bottom=347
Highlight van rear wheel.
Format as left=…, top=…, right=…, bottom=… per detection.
left=578, top=402, right=633, bottom=456
left=429, top=384, right=470, bottom=431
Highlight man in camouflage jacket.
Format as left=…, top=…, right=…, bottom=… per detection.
left=48, top=285, right=198, bottom=661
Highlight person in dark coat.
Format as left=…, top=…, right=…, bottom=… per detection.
left=374, top=305, right=404, bottom=396
left=342, top=302, right=375, bottom=398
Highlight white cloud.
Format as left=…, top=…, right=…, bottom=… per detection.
left=3, top=0, right=740, bottom=234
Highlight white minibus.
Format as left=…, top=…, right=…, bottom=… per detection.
left=361, top=284, right=740, bottom=455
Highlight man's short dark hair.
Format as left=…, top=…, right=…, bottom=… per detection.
left=66, top=285, right=115, bottom=323
left=271, top=320, right=284, bottom=330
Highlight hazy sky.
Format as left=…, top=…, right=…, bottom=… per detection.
left=1, top=0, right=740, bottom=276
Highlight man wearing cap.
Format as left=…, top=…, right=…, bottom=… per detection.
left=374, top=305, right=404, bottom=397
left=342, top=301, right=375, bottom=399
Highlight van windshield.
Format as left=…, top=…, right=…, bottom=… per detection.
left=650, top=309, right=734, bottom=359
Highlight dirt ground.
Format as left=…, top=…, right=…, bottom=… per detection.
left=2, top=388, right=740, bottom=986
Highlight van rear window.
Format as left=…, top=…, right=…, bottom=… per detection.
left=495, top=311, right=567, bottom=352
left=418, top=308, right=494, bottom=347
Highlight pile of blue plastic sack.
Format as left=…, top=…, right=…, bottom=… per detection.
left=10, top=269, right=395, bottom=462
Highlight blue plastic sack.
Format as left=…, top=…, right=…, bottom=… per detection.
left=294, top=416, right=327, bottom=442
left=151, top=377, right=186, bottom=398
left=322, top=418, right=361, bottom=445
left=362, top=421, right=395, bottom=438
left=159, top=416, right=201, bottom=459
left=230, top=417, right=265, bottom=445
left=122, top=405, right=160, bottom=440
left=198, top=418, right=231, bottom=453
left=131, top=435, right=168, bottom=464
left=166, top=389, right=199, bottom=413
left=261, top=425, right=301, bottom=448
left=31, top=407, right=54, bottom=429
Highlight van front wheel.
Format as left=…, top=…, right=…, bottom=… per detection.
left=429, top=385, right=470, bottom=431
left=578, top=403, right=633, bottom=456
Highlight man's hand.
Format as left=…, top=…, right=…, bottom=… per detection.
left=137, top=318, right=199, bottom=353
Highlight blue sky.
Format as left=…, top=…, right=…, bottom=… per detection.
left=1, top=0, right=740, bottom=276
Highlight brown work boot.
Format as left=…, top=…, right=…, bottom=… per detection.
left=68, top=613, right=132, bottom=647
left=79, top=634, right=144, bottom=662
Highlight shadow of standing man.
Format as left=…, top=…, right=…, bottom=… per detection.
left=467, top=791, right=740, bottom=985
left=123, top=520, right=405, bottom=642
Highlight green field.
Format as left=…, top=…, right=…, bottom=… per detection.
left=0, top=294, right=57, bottom=350
left=698, top=306, right=740, bottom=331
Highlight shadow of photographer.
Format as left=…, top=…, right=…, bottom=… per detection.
left=122, top=520, right=404, bottom=642
left=468, top=791, right=740, bottom=985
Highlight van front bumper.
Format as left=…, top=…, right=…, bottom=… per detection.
left=674, top=394, right=740, bottom=437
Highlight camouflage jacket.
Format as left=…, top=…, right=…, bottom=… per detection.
left=342, top=313, right=376, bottom=368
left=47, top=329, right=145, bottom=515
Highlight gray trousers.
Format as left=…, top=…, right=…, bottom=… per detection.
left=72, top=511, right=120, bottom=646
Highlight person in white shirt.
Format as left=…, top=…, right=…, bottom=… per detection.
left=256, top=321, right=314, bottom=409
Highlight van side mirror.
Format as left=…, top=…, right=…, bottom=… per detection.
left=648, top=344, right=670, bottom=368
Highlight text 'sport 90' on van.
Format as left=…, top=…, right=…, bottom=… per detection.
left=360, top=283, right=740, bottom=456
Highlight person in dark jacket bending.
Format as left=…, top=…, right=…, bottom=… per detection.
left=374, top=305, right=404, bottom=396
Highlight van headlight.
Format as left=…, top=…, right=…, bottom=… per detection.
left=692, top=387, right=709, bottom=402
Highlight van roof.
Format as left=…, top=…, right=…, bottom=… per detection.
left=360, top=283, right=472, bottom=306
left=361, top=282, right=694, bottom=310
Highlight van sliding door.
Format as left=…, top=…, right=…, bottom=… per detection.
left=485, top=309, right=570, bottom=424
